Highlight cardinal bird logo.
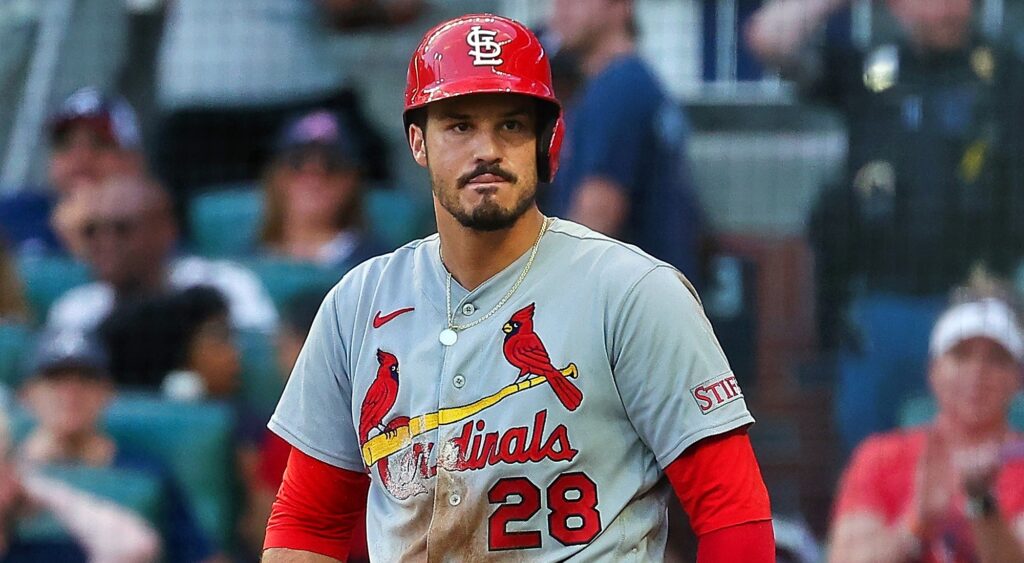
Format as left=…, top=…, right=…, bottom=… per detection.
left=502, top=303, right=583, bottom=411
left=359, top=349, right=401, bottom=442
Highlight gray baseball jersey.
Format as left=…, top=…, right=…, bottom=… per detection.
left=269, top=218, right=754, bottom=561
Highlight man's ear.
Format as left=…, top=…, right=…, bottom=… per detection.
left=409, top=123, right=428, bottom=168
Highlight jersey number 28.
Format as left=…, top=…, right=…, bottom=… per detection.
left=487, top=472, right=602, bottom=551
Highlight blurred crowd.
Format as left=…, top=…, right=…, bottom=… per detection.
left=0, top=0, right=1023, bottom=561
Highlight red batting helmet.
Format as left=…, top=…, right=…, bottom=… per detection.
left=404, top=14, right=565, bottom=182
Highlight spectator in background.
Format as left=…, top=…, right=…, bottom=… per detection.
left=99, top=286, right=241, bottom=396
left=16, top=330, right=218, bottom=563
left=0, top=241, right=28, bottom=324
left=258, top=110, right=387, bottom=269
left=543, top=0, right=704, bottom=280
left=0, top=404, right=161, bottom=563
left=0, top=87, right=146, bottom=256
left=238, top=288, right=369, bottom=561
left=154, top=0, right=422, bottom=206
left=830, top=284, right=1024, bottom=561
left=102, top=286, right=269, bottom=561
left=747, top=0, right=1024, bottom=453
left=46, top=174, right=277, bottom=334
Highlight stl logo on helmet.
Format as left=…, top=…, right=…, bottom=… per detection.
left=466, top=25, right=503, bottom=66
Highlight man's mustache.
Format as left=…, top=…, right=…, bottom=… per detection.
left=458, top=164, right=517, bottom=188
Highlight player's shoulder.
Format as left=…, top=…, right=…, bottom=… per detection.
left=547, top=219, right=672, bottom=273
left=546, top=218, right=701, bottom=300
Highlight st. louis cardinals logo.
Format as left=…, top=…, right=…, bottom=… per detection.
left=466, top=25, right=503, bottom=66
left=502, top=303, right=583, bottom=411
left=357, top=303, right=584, bottom=499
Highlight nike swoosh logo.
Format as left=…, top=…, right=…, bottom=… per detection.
left=372, top=307, right=415, bottom=329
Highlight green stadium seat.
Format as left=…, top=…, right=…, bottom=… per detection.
left=0, top=323, right=33, bottom=388
left=240, top=257, right=340, bottom=311
left=365, top=188, right=427, bottom=248
left=237, top=329, right=285, bottom=419
left=188, top=185, right=263, bottom=257
left=9, top=396, right=236, bottom=550
left=188, top=184, right=427, bottom=259
left=899, top=394, right=1024, bottom=430
left=15, top=465, right=165, bottom=544
left=103, top=394, right=237, bottom=549
left=16, top=255, right=90, bottom=321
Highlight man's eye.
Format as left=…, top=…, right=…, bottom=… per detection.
left=452, top=123, right=470, bottom=132
left=503, top=120, right=523, bottom=132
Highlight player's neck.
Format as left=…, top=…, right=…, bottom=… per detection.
left=436, top=206, right=546, bottom=291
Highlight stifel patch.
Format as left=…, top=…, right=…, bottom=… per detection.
left=690, top=373, right=743, bottom=415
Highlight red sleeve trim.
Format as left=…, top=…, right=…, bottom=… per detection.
left=665, top=427, right=772, bottom=536
left=697, top=520, right=776, bottom=563
left=264, top=447, right=370, bottom=561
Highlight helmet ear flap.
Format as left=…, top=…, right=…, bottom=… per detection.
left=537, top=110, right=565, bottom=183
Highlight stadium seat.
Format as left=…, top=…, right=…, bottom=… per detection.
left=188, top=184, right=427, bottom=258
left=0, top=323, right=33, bottom=388
left=16, top=255, right=91, bottom=321
left=899, top=394, right=1024, bottom=430
left=103, top=394, right=238, bottom=549
left=15, top=465, right=164, bottom=544
left=365, top=188, right=427, bottom=248
left=237, top=329, right=285, bottom=419
left=188, top=185, right=263, bottom=257
left=240, top=256, right=341, bottom=311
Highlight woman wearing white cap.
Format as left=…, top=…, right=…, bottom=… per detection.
left=829, top=282, right=1024, bottom=562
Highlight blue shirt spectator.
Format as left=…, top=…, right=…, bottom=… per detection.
left=544, top=0, right=703, bottom=282
left=547, top=55, right=702, bottom=278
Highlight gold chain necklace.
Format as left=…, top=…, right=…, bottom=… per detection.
left=439, top=217, right=551, bottom=346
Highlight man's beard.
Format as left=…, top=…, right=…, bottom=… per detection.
left=433, top=163, right=537, bottom=232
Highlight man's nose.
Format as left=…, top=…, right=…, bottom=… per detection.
left=472, top=130, right=502, bottom=163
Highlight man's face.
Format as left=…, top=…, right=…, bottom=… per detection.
left=48, top=124, right=141, bottom=197
left=551, top=0, right=619, bottom=54
left=23, top=370, right=111, bottom=440
left=889, top=0, right=973, bottom=51
left=78, top=180, right=175, bottom=290
left=187, top=315, right=241, bottom=397
left=930, top=337, right=1022, bottom=431
left=410, top=94, right=539, bottom=231
left=273, top=146, right=360, bottom=226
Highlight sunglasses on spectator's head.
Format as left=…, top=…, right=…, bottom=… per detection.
left=280, top=145, right=354, bottom=174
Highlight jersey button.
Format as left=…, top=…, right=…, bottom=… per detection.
left=461, top=303, right=476, bottom=316
left=453, top=374, right=465, bottom=388
left=449, top=493, right=462, bottom=506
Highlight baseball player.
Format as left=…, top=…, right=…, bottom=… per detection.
left=263, top=14, right=774, bottom=562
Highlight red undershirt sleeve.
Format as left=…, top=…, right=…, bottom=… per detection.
left=264, top=446, right=370, bottom=561
left=696, top=520, right=776, bottom=562
left=664, top=427, right=774, bottom=561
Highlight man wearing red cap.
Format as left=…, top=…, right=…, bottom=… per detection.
left=263, top=14, right=774, bottom=562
